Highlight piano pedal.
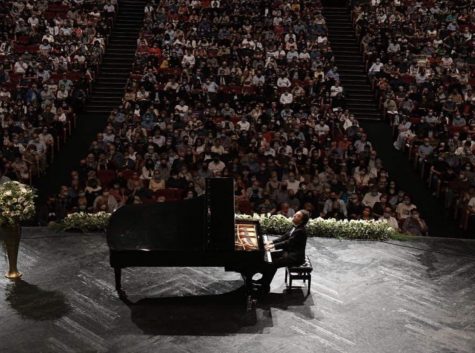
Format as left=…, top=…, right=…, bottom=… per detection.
left=246, top=295, right=257, bottom=311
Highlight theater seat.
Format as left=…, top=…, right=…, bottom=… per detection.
left=155, top=188, right=184, bottom=202
left=97, top=170, right=116, bottom=188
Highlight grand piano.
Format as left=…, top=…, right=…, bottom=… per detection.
left=106, top=178, right=272, bottom=308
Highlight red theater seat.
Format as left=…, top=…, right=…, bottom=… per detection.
left=97, top=170, right=116, bottom=188
left=155, top=188, right=184, bottom=202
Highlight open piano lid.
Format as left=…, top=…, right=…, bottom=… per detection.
left=106, top=178, right=235, bottom=252
left=205, top=177, right=235, bottom=252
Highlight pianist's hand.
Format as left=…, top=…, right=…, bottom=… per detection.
left=264, top=242, right=275, bottom=251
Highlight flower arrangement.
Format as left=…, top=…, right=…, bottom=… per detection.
left=0, top=181, right=36, bottom=226
left=57, top=210, right=402, bottom=240
left=236, top=213, right=401, bottom=240
left=60, top=212, right=111, bottom=232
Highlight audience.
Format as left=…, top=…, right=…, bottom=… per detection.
left=37, top=0, right=423, bottom=233
left=0, top=0, right=117, bottom=185
left=353, top=0, right=473, bottom=230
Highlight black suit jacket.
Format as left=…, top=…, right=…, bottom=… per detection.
left=273, top=225, right=307, bottom=265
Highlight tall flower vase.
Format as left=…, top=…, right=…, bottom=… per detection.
left=0, top=223, right=22, bottom=279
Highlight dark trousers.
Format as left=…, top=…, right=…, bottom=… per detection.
left=260, top=251, right=299, bottom=287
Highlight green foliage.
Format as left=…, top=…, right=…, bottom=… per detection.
left=57, top=212, right=111, bottom=232
left=236, top=214, right=401, bottom=240
left=55, top=211, right=403, bottom=240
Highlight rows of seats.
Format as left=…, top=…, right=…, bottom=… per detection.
left=352, top=0, right=474, bottom=231
left=47, top=0, right=425, bottom=235
left=0, top=0, right=117, bottom=185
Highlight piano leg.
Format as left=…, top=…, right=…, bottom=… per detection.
left=242, top=272, right=258, bottom=311
left=114, top=267, right=126, bottom=298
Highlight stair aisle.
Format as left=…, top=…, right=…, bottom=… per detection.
left=323, top=6, right=381, bottom=120
left=323, top=6, right=459, bottom=236
left=37, top=0, right=146, bottom=199
left=88, top=0, right=145, bottom=113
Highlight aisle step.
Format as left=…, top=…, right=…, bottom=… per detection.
left=84, top=0, right=146, bottom=114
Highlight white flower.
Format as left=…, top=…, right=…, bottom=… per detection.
left=0, top=181, right=36, bottom=223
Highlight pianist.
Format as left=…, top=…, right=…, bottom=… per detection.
left=260, top=209, right=310, bottom=294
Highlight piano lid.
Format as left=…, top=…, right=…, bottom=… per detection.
left=107, top=196, right=206, bottom=251
left=205, top=178, right=235, bottom=252
left=106, top=178, right=236, bottom=252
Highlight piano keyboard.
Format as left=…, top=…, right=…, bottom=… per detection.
left=262, top=235, right=272, bottom=263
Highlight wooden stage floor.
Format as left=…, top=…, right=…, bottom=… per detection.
left=1, top=228, right=474, bottom=353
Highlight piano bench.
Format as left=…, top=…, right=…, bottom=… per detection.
left=285, top=256, right=313, bottom=295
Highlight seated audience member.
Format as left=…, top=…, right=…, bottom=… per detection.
left=396, top=195, right=417, bottom=220
left=362, top=186, right=382, bottom=208
left=93, top=189, right=119, bottom=213
left=402, top=209, right=428, bottom=236
left=380, top=207, right=400, bottom=231
left=322, top=192, right=347, bottom=219
left=149, top=170, right=166, bottom=192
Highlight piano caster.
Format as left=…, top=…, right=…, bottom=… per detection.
left=117, top=289, right=126, bottom=299
left=116, top=288, right=133, bottom=305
